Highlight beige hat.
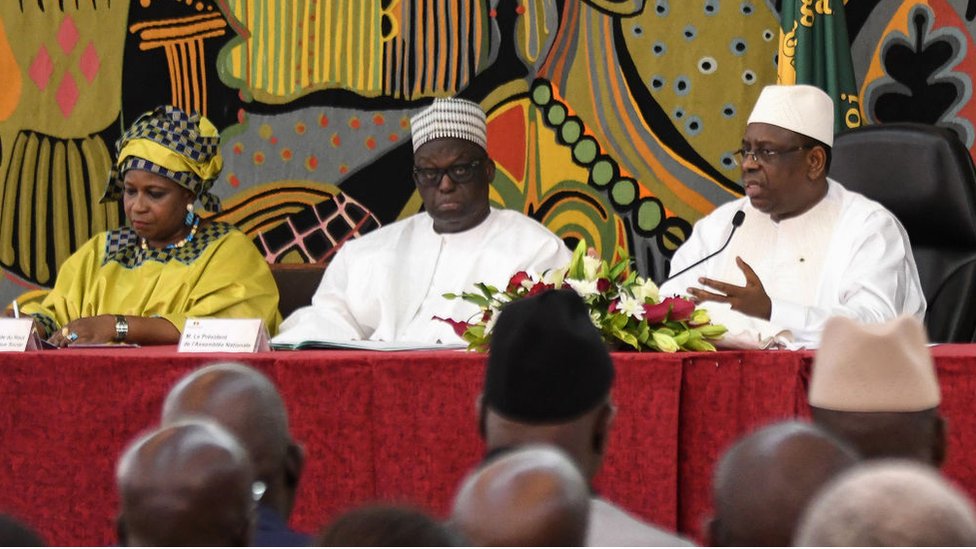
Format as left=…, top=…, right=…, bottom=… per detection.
left=410, top=97, right=488, bottom=152
left=809, top=315, right=940, bottom=412
left=747, top=84, right=835, bottom=146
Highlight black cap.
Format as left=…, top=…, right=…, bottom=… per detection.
left=485, top=289, right=614, bottom=423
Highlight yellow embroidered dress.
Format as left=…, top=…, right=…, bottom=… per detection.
left=22, top=221, right=281, bottom=337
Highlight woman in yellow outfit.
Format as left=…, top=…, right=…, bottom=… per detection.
left=21, top=106, right=281, bottom=346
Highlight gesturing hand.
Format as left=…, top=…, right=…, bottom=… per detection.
left=687, top=256, right=772, bottom=320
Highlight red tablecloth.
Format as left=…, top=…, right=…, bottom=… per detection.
left=1, top=345, right=974, bottom=545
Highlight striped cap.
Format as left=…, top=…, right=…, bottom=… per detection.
left=410, top=97, right=487, bottom=152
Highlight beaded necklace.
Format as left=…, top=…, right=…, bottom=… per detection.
left=140, top=215, right=200, bottom=251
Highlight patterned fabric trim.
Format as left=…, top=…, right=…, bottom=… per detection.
left=31, top=313, right=59, bottom=336
left=103, top=222, right=234, bottom=268
left=122, top=107, right=220, bottom=162
left=112, top=158, right=219, bottom=212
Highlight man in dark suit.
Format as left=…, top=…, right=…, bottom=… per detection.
left=162, top=362, right=309, bottom=546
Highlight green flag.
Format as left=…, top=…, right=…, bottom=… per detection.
left=777, top=0, right=863, bottom=134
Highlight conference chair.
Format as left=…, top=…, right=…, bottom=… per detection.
left=270, top=263, right=326, bottom=319
left=829, top=122, right=976, bottom=343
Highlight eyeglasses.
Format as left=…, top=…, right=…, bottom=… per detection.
left=733, top=145, right=810, bottom=165
left=412, top=159, right=485, bottom=188
left=252, top=480, right=266, bottom=502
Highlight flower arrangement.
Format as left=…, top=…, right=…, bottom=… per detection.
left=439, top=241, right=727, bottom=352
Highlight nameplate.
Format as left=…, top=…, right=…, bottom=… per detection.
left=0, top=318, right=43, bottom=352
left=178, top=318, right=270, bottom=353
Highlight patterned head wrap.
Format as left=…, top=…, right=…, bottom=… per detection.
left=100, top=105, right=223, bottom=212
left=410, top=97, right=488, bottom=153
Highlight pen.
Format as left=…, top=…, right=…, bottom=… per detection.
left=11, top=300, right=19, bottom=318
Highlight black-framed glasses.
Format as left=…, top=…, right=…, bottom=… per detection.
left=733, top=145, right=810, bottom=165
left=412, top=159, right=485, bottom=188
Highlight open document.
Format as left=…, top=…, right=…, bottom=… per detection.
left=270, top=337, right=467, bottom=351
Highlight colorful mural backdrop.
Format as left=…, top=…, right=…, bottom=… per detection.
left=2, top=0, right=975, bottom=305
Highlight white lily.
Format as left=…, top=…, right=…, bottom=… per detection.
left=631, top=277, right=660, bottom=303
left=582, top=254, right=602, bottom=280
left=542, top=266, right=567, bottom=287
left=565, top=277, right=600, bottom=298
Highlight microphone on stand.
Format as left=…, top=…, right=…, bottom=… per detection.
left=661, top=210, right=746, bottom=285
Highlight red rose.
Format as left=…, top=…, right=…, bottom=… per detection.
left=433, top=316, right=470, bottom=338
left=667, top=296, right=695, bottom=321
left=643, top=301, right=670, bottom=324
left=507, top=271, right=530, bottom=293
left=597, top=278, right=611, bottom=293
left=527, top=282, right=553, bottom=297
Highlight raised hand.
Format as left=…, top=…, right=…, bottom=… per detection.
left=687, top=256, right=772, bottom=320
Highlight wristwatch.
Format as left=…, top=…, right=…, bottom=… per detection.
left=114, top=315, right=128, bottom=343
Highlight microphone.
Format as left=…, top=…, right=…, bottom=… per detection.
left=661, top=210, right=745, bottom=285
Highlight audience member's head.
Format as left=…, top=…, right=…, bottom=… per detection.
left=317, top=504, right=462, bottom=546
left=451, top=445, right=590, bottom=546
left=795, top=460, right=976, bottom=546
left=116, top=420, right=255, bottom=546
left=809, top=315, right=945, bottom=465
left=0, top=514, right=44, bottom=546
left=162, top=362, right=304, bottom=519
left=480, top=288, right=615, bottom=480
left=710, top=420, right=858, bottom=546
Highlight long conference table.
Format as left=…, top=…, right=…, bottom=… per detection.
left=2, top=345, right=976, bottom=546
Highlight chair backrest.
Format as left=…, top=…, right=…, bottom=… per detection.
left=270, top=263, right=326, bottom=319
left=830, top=122, right=976, bottom=342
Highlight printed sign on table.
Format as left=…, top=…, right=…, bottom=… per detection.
left=178, top=318, right=270, bottom=353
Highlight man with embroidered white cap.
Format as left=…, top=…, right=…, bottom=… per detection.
left=659, top=84, right=925, bottom=348
left=274, top=97, right=570, bottom=344
left=808, top=315, right=946, bottom=466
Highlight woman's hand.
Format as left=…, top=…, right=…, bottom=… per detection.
left=48, top=315, right=118, bottom=347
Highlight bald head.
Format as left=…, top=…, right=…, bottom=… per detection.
left=451, top=445, right=590, bottom=546
left=162, top=362, right=302, bottom=517
left=116, top=420, right=255, bottom=546
left=795, top=460, right=976, bottom=546
left=711, top=421, right=858, bottom=547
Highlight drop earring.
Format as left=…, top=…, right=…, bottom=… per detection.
left=184, top=203, right=195, bottom=226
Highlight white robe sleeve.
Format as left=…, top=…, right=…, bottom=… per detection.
left=273, top=246, right=368, bottom=343
left=770, top=208, right=926, bottom=346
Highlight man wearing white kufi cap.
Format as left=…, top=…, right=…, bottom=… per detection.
left=660, top=84, right=924, bottom=348
left=809, top=315, right=946, bottom=466
left=274, top=97, right=570, bottom=345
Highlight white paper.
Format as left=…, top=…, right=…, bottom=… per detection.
left=0, top=318, right=43, bottom=352
left=270, top=337, right=467, bottom=351
left=179, top=318, right=270, bottom=353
